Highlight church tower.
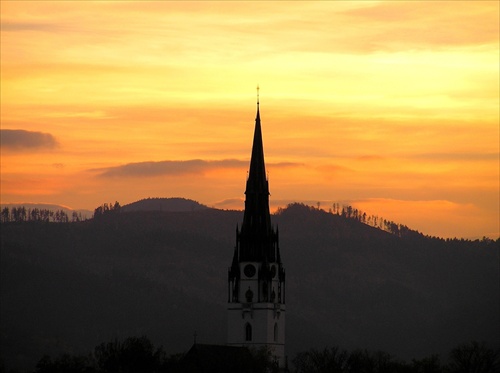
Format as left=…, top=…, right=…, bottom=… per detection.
left=227, top=94, right=286, bottom=367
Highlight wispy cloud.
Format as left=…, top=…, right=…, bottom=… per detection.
left=1, top=129, right=59, bottom=151
left=340, top=1, right=499, bottom=51
left=1, top=20, right=63, bottom=33
left=408, top=152, right=499, bottom=162
left=356, top=155, right=386, bottom=162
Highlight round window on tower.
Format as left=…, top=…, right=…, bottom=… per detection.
left=244, top=264, right=256, bottom=278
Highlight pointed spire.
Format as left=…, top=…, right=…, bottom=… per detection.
left=238, top=89, right=274, bottom=261
left=247, top=86, right=267, bottom=194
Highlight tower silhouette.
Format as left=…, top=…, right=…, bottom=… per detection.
left=227, top=95, right=286, bottom=367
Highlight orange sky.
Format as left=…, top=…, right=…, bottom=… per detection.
left=1, top=1, right=499, bottom=238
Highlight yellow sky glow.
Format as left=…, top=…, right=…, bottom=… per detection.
left=1, top=1, right=498, bottom=238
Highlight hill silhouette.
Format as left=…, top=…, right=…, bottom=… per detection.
left=1, top=202, right=498, bottom=371
left=121, top=197, right=209, bottom=212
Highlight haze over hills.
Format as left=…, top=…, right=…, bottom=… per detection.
left=1, top=198, right=208, bottom=219
left=0, top=200, right=498, bottom=372
left=0, top=202, right=94, bottom=220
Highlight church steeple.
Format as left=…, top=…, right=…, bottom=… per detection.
left=227, top=94, right=286, bottom=368
left=239, top=94, right=275, bottom=262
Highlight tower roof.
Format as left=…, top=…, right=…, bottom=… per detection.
left=246, top=102, right=268, bottom=198
left=237, top=98, right=277, bottom=262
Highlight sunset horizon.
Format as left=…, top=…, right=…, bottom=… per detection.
left=1, top=1, right=499, bottom=239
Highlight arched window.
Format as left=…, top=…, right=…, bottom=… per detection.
left=245, top=288, right=253, bottom=303
left=274, top=323, right=278, bottom=342
left=245, top=323, right=252, bottom=341
left=262, top=282, right=268, bottom=301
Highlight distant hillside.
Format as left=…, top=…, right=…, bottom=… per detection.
left=122, top=197, right=209, bottom=212
left=0, top=203, right=93, bottom=219
left=1, top=204, right=498, bottom=371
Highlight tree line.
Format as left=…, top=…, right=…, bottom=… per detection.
left=0, top=207, right=84, bottom=223
left=93, top=201, right=121, bottom=219
left=277, top=202, right=419, bottom=238
left=29, top=336, right=275, bottom=373
left=329, top=202, right=417, bottom=238
left=0, top=201, right=122, bottom=223
left=328, top=202, right=498, bottom=243
left=293, top=341, right=499, bottom=373
left=7, top=336, right=497, bottom=373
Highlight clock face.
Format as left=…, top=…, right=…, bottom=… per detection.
left=244, top=264, right=256, bottom=278
left=271, top=265, right=277, bottom=278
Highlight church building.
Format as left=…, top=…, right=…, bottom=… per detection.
left=227, top=95, right=286, bottom=367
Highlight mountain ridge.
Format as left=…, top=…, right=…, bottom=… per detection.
left=2, top=197, right=494, bottom=240
left=1, top=203, right=498, bottom=371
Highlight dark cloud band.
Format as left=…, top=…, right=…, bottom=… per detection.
left=1, top=129, right=59, bottom=150
left=94, top=159, right=245, bottom=178
left=93, top=159, right=301, bottom=178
